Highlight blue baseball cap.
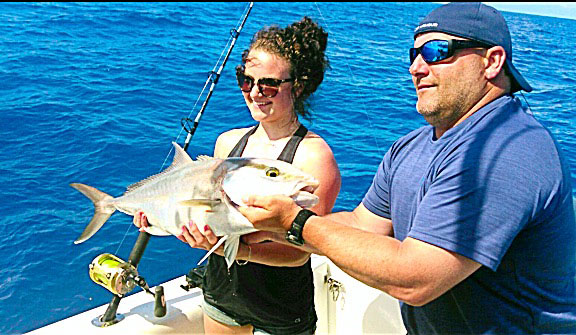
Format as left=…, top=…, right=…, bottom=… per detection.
left=413, top=2, right=532, bottom=92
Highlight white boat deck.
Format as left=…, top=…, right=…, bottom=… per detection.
left=27, top=255, right=406, bottom=334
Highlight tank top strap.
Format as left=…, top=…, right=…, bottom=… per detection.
left=227, top=123, right=308, bottom=163
left=227, top=125, right=259, bottom=158
left=276, top=124, right=308, bottom=163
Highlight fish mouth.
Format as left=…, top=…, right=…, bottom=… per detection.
left=291, top=182, right=320, bottom=209
left=224, top=182, right=319, bottom=210
left=223, top=192, right=242, bottom=210
left=302, top=184, right=317, bottom=193
left=298, top=184, right=318, bottom=198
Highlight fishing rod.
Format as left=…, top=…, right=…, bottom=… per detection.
left=89, top=3, right=254, bottom=327
left=181, top=2, right=254, bottom=152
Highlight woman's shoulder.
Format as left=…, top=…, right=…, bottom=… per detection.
left=218, top=127, right=253, bottom=141
left=214, top=126, right=254, bottom=158
left=296, top=129, right=341, bottom=215
left=298, top=129, right=336, bottom=161
left=292, top=129, right=339, bottom=175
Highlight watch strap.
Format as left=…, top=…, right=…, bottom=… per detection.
left=285, top=209, right=316, bottom=246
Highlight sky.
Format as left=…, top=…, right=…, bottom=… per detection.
left=484, top=2, right=576, bottom=21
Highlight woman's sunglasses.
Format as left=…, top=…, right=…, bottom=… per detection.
left=236, top=70, right=294, bottom=98
left=410, top=39, right=491, bottom=65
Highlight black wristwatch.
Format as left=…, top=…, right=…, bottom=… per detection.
left=285, top=209, right=317, bottom=246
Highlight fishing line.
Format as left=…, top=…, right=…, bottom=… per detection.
left=114, top=216, right=136, bottom=256
left=113, top=2, right=254, bottom=256
left=160, top=2, right=254, bottom=171
left=313, top=2, right=384, bottom=158
left=159, top=31, right=230, bottom=169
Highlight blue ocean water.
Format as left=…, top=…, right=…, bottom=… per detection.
left=1, top=2, right=575, bottom=334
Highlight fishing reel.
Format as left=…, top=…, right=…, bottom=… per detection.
left=89, top=253, right=166, bottom=326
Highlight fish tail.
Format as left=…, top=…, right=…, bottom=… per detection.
left=70, top=183, right=115, bottom=244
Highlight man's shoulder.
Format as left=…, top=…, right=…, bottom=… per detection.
left=390, top=125, right=431, bottom=151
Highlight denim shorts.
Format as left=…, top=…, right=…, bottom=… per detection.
left=202, top=299, right=315, bottom=335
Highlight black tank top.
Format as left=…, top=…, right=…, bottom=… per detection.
left=202, top=124, right=317, bottom=333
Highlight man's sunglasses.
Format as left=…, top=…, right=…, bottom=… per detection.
left=410, top=39, right=492, bottom=65
left=236, top=70, right=294, bottom=98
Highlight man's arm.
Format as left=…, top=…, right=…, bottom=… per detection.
left=325, top=203, right=394, bottom=236
left=240, top=195, right=481, bottom=306
left=303, top=215, right=480, bottom=305
left=242, top=203, right=393, bottom=254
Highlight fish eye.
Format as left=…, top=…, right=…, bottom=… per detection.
left=265, top=167, right=280, bottom=177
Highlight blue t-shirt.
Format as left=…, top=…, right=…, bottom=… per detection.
left=363, top=95, right=576, bottom=334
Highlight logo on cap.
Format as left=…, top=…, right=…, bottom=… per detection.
left=414, top=22, right=438, bottom=33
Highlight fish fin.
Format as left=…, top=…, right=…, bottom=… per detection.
left=197, top=235, right=228, bottom=265
left=143, top=226, right=171, bottom=236
left=178, top=199, right=221, bottom=207
left=125, top=142, right=194, bottom=194
left=70, top=183, right=116, bottom=244
left=223, top=235, right=240, bottom=268
left=171, top=141, right=194, bottom=165
left=195, top=155, right=214, bottom=161
left=194, top=235, right=239, bottom=268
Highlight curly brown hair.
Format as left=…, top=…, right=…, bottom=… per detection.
left=237, top=16, right=329, bottom=120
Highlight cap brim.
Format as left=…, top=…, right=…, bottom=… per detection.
left=507, top=62, right=532, bottom=93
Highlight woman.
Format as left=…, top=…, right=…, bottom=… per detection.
left=136, top=17, right=340, bottom=334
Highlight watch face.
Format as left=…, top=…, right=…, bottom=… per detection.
left=285, top=232, right=304, bottom=246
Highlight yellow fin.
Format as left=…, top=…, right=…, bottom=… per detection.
left=178, top=199, right=221, bottom=207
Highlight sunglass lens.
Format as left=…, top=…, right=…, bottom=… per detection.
left=409, top=48, right=418, bottom=64
left=410, top=40, right=451, bottom=64
left=421, top=40, right=449, bottom=63
left=237, top=74, right=253, bottom=92
left=260, top=85, right=279, bottom=98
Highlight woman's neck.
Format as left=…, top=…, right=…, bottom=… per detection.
left=256, top=118, right=301, bottom=141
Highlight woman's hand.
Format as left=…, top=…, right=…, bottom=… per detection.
left=178, top=222, right=220, bottom=252
left=133, top=211, right=221, bottom=252
left=133, top=210, right=149, bottom=231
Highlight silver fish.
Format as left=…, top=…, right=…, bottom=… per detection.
left=71, top=142, right=319, bottom=267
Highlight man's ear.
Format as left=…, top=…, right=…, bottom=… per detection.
left=484, top=46, right=506, bottom=80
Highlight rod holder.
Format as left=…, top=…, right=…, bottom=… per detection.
left=96, top=231, right=151, bottom=326
left=154, top=286, right=167, bottom=317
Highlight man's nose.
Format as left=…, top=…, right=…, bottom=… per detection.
left=409, top=53, right=429, bottom=76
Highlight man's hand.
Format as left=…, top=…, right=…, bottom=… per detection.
left=238, top=195, right=301, bottom=233
left=241, top=231, right=282, bottom=244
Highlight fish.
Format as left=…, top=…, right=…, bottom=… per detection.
left=70, top=142, right=319, bottom=268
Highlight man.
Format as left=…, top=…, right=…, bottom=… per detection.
left=239, top=2, right=576, bottom=334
